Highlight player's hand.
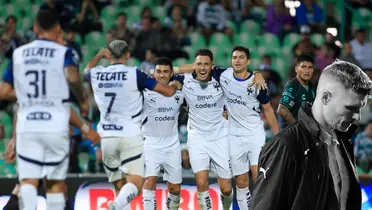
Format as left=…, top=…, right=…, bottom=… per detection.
left=84, top=129, right=100, bottom=146
left=249, top=71, right=267, bottom=90
left=3, top=137, right=16, bottom=164
left=98, top=48, right=111, bottom=60
left=169, top=80, right=182, bottom=90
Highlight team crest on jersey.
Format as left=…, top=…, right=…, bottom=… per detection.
left=150, top=98, right=156, bottom=104
left=247, top=87, right=254, bottom=95
left=213, top=82, right=220, bottom=91
left=175, top=95, right=180, bottom=104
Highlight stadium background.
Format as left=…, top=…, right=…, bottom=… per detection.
left=1, top=0, right=372, bottom=209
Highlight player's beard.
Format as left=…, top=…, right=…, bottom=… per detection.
left=199, top=81, right=208, bottom=89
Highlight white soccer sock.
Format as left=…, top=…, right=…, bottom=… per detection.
left=236, top=187, right=252, bottom=210
left=221, top=191, right=233, bottom=210
left=115, top=182, right=138, bottom=209
left=19, top=184, right=38, bottom=210
left=166, top=192, right=180, bottom=210
left=197, top=191, right=212, bottom=210
left=46, top=193, right=65, bottom=210
left=142, top=189, right=156, bottom=210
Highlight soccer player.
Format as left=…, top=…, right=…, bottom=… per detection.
left=219, top=46, right=279, bottom=210
left=4, top=9, right=87, bottom=210
left=277, top=54, right=315, bottom=128
left=141, top=57, right=184, bottom=210
left=84, top=40, right=182, bottom=210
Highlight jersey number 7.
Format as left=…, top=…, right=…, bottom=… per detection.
left=105, top=92, right=116, bottom=118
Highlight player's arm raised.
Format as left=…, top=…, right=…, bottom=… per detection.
left=137, top=69, right=181, bottom=97
left=258, top=90, right=280, bottom=134
left=84, top=48, right=110, bottom=74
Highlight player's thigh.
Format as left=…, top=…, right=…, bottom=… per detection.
left=247, top=133, right=266, bottom=167
left=101, top=137, right=124, bottom=183
left=229, top=135, right=249, bottom=177
left=16, top=133, right=45, bottom=181
left=163, top=146, right=182, bottom=184
left=209, top=136, right=232, bottom=179
left=119, top=136, right=145, bottom=177
left=144, top=147, right=162, bottom=178
left=43, top=133, right=70, bottom=180
left=187, top=135, right=210, bottom=174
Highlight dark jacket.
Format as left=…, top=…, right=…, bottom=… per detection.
left=251, top=104, right=361, bottom=210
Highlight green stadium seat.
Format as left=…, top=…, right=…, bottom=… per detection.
left=100, top=6, right=118, bottom=21
left=226, top=20, right=238, bottom=33
left=173, top=58, right=188, bottom=66
left=124, top=6, right=142, bottom=21
left=189, top=32, right=207, bottom=48
left=209, top=33, right=231, bottom=47
left=353, top=7, right=372, bottom=28
left=249, top=57, right=261, bottom=70
left=0, top=4, right=22, bottom=18
left=257, top=33, right=280, bottom=55
left=240, top=20, right=261, bottom=34
left=233, top=33, right=256, bottom=51
left=182, top=46, right=194, bottom=59
left=283, top=33, right=301, bottom=49
left=126, top=58, right=140, bottom=66
left=310, top=33, right=325, bottom=47
left=17, top=17, right=33, bottom=33
left=272, top=58, right=290, bottom=80
left=281, top=45, right=292, bottom=58
left=85, top=32, right=106, bottom=47
left=133, top=0, right=156, bottom=7
left=153, top=6, right=166, bottom=21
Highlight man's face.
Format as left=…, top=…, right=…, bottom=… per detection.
left=322, top=83, right=367, bottom=132
left=154, top=65, right=173, bottom=85
left=295, top=61, right=314, bottom=81
left=356, top=31, right=365, bottom=43
left=232, top=51, right=250, bottom=74
left=194, top=55, right=212, bottom=81
left=116, top=15, right=126, bottom=29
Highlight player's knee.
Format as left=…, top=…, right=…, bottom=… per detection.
left=168, top=184, right=181, bottom=195
left=235, top=174, right=249, bottom=189
left=126, top=174, right=144, bottom=194
left=45, top=180, right=66, bottom=193
left=144, top=177, right=157, bottom=191
left=20, top=179, right=39, bottom=188
left=221, top=187, right=232, bottom=196
left=195, top=178, right=209, bottom=191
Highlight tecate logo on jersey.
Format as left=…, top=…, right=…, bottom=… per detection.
left=154, top=116, right=176, bottom=121
left=227, top=98, right=247, bottom=106
left=195, top=102, right=217, bottom=108
left=74, top=182, right=229, bottom=210
left=98, top=83, right=123, bottom=88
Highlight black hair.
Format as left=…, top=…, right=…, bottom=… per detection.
left=232, top=46, right=250, bottom=59
left=155, top=57, right=173, bottom=70
left=296, top=54, right=314, bottom=65
left=195, top=49, right=213, bottom=61
left=36, top=9, right=59, bottom=31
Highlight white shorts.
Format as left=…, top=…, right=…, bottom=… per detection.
left=229, top=132, right=265, bottom=176
left=101, top=136, right=144, bottom=182
left=187, top=134, right=232, bottom=179
left=144, top=145, right=182, bottom=184
left=16, top=132, right=69, bottom=181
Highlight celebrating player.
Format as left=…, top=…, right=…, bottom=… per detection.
left=84, top=40, right=182, bottom=210
left=4, top=9, right=87, bottom=210
left=141, top=57, right=184, bottom=210
left=219, top=46, right=279, bottom=210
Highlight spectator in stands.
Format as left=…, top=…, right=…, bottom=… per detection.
left=242, top=0, right=267, bottom=22
left=0, top=16, right=24, bottom=59
left=354, top=120, right=372, bottom=174
left=264, top=0, right=295, bottom=41
left=71, top=0, right=102, bottom=40
left=340, top=42, right=360, bottom=66
left=164, top=5, right=190, bottom=47
left=106, top=12, right=136, bottom=52
left=292, top=25, right=317, bottom=58
left=140, top=49, right=159, bottom=74
left=325, top=32, right=341, bottom=58
left=350, top=28, right=372, bottom=71
left=132, top=6, right=153, bottom=34
left=315, top=43, right=335, bottom=70
left=295, top=0, right=324, bottom=33
left=196, top=0, right=233, bottom=44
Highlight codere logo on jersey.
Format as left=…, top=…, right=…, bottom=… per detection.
left=195, top=102, right=218, bottom=108
left=154, top=116, right=176, bottom=121
left=227, top=97, right=247, bottom=106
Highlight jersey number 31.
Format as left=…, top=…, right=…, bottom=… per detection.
left=26, top=70, right=46, bottom=98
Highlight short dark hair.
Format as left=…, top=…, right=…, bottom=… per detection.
left=117, top=12, right=126, bottom=19
left=36, top=9, right=59, bottom=31
left=232, top=46, right=250, bottom=59
left=195, top=49, right=213, bottom=61
left=6, top=15, right=17, bottom=23
left=296, top=54, right=314, bottom=65
left=322, top=59, right=372, bottom=96
left=155, top=57, right=173, bottom=70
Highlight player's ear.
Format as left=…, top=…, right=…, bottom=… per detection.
left=247, top=59, right=251, bottom=65
left=321, top=91, right=332, bottom=105
left=126, top=52, right=131, bottom=59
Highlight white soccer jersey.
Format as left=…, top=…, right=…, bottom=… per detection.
left=220, top=68, right=270, bottom=135
left=142, top=89, right=184, bottom=148
left=87, top=65, right=157, bottom=137
left=182, top=73, right=227, bottom=140
left=10, top=39, right=78, bottom=133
